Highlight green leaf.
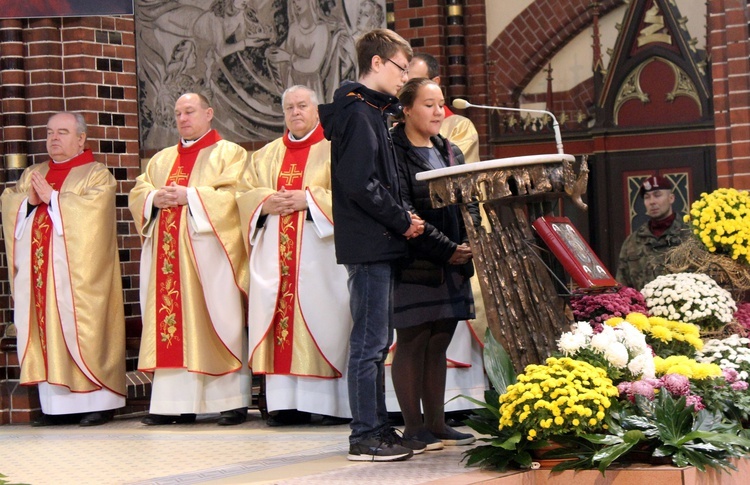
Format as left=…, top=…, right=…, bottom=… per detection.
left=497, top=432, right=522, bottom=450
left=593, top=441, right=637, bottom=470
left=579, top=434, right=624, bottom=446
left=483, top=328, right=516, bottom=394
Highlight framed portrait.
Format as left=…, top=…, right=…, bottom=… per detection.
left=532, top=215, right=619, bottom=289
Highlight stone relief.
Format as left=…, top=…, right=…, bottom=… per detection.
left=135, top=0, right=385, bottom=149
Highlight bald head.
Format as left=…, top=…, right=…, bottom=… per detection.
left=174, top=93, right=214, bottom=140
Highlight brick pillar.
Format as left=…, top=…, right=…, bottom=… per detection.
left=445, top=0, right=467, bottom=103
left=0, top=18, right=29, bottom=425
left=708, top=0, right=750, bottom=189
left=0, top=15, right=142, bottom=424
left=1, top=20, right=28, bottom=181
left=464, top=0, right=488, bottom=159
left=24, top=18, right=65, bottom=165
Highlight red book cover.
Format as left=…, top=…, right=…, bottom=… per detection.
left=532, top=215, right=619, bottom=289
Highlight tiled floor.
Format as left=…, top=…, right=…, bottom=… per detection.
left=0, top=411, right=507, bottom=485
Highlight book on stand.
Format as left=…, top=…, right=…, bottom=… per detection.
left=532, top=215, right=619, bottom=290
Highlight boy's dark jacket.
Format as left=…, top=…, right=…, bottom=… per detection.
left=319, top=81, right=413, bottom=264
left=390, top=122, right=480, bottom=265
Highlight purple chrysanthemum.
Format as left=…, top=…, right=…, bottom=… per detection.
left=661, top=373, right=691, bottom=396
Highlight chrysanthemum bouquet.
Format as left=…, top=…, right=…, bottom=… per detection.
left=606, top=312, right=703, bottom=358
left=641, top=273, right=736, bottom=331
left=570, top=287, right=649, bottom=324
left=557, top=321, right=654, bottom=382
left=684, top=188, right=750, bottom=264
left=696, top=334, right=750, bottom=381
left=617, top=374, right=706, bottom=411
left=653, top=355, right=722, bottom=380
left=735, top=302, right=750, bottom=333
left=498, top=356, right=619, bottom=443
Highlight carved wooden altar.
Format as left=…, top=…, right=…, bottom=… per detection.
left=416, top=154, right=589, bottom=371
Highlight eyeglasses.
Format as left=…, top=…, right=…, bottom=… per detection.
left=385, top=57, right=409, bottom=77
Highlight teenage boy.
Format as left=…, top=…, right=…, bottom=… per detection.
left=319, top=29, right=426, bottom=462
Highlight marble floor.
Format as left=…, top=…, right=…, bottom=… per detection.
left=0, top=411, right=509, bottom=485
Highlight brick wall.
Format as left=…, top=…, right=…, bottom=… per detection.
left=388, top=0, right=489, bottom=158
left=708, top=0, right=750, bottom=189
left=0, top=15, right=141, bottom=424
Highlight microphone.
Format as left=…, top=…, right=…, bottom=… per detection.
left=452, top=98, right=565, bottom=155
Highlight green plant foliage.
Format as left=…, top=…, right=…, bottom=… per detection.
left=482, top=329, right=516, bottom=395
left=552, top=392, right=750, bottom=473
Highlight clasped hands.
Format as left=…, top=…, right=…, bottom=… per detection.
left=448, top=243, right=472, bottom=265
left=28, top=171, right=54, bottom=206
left=153, top=182, right=189, bottom=208
left=261, top=187, right=307, bottom=216
left=403, top=212, right=425, bottom=239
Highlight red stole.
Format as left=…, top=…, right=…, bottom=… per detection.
left=444, top=105, right=455, bottom=118
left=30, top=149, right=96, bottom=363
left=154, top=130, right=221, bottom=367
left=271, top=124, right=324, bottom=374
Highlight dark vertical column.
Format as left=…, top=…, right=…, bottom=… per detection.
left=445, top=0, right=466, bottom=104
left=1, top=19, right=28, bottom=182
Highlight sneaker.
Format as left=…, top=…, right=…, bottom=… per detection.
left=387, top=427, right=427, bottom=455
left=405, top=429, right=444, bottom=451
left=432, top=426, right=476, bottom=446
left=347, top=435, right=413, bottom=462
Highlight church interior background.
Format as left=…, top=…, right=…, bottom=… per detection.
left=1, top=0, right=749, bottom=426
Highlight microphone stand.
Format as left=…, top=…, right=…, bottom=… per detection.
left=453, top=98, right=565, bottom=155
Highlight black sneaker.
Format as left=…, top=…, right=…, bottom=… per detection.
left=432, top=426, right=476, bottom=446
left=387, top=427, right=427, bottom=455
left=347, top=434, right=414, bottom=462
left=405, top=429, right=444, bottom=451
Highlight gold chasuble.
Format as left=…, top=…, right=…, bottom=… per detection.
left=1, top=150, right=126, bottom=395
left=129, top=130, right=248, bottom=376
left=441, top=107, right=480, bottom=164
left=238, top=124, right=351, bottom=379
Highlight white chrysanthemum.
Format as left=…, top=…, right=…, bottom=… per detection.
left=557, top=331, right=587, bottom=356
left=642, top=272, right=737, bottom=327
left=617, top=322, right=649, bottom=353
left=571, top=321, right=594, bottom=337
left=604, top=342, right=629, bottom=368
left=628, top=353, right=656, bottom=379
left=590, top=326, right=615, bottom=353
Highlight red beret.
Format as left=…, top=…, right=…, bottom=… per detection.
left=639, top=175, right=673, bottom=197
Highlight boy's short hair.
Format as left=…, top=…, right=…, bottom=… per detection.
left=356, top=28, right=413, bottom=77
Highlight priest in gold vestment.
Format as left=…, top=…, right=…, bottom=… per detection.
left=237, top=85, right=352, bottom=424
left=1, top=112, right=125, bottom=426
left=129, top=93, right=251, bottom=426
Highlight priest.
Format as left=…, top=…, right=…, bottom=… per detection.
left=1, top=112, right=126, bottom=426
left=237, top=85, right=352, bottom=425
left=129, top=93, right=251, bottom=426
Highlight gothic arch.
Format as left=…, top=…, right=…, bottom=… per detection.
left=487, top=0, right=624, bottom=104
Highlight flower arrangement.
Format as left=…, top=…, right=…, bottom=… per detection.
left=464, top=327, right=750, bottom=473
left=735, top=302, right=750, bottom=333
left=617, top=374, right=706, bottom=411
left=570, top=287, right=648, bottom=324
left=684, top=188, right=750, bottom=264
left=606, top=312, right=703, bottom=358
left=653, top=355, right=722, bottom=380
left=696, top=334, right=750, bottom=381
left=557, top=321, right=654, bottom=382
left=692, top=367, right=750, bottom=423
left=641, top=273, right=736, bottom=331
left=498, top=356, right=619, bottom=442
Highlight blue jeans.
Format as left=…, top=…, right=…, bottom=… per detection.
left=345, top=262, right=394, bottom=444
